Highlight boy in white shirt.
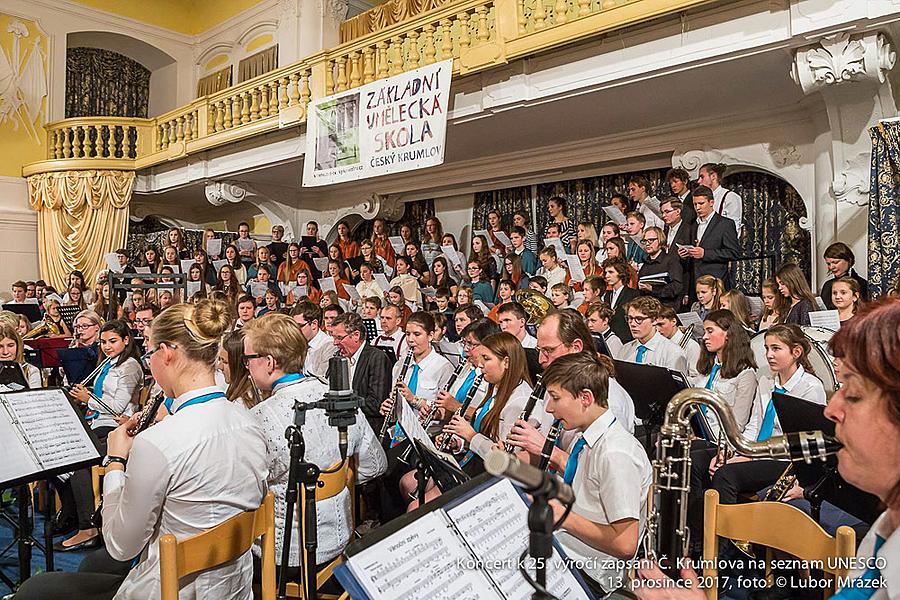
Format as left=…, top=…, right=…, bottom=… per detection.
left=542, top=352, right=652, bottom=597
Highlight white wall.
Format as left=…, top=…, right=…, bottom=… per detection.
left=0, top=177, right=39, bottom=290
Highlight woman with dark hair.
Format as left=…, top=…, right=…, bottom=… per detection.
left=276, top=242, right=308, bottom=286
left=603, top=237, right=638, bottom=289
left=502, top=252, right=530, bottom=290
left=57, top=319, right=143, bottom=552
left=404, top=241, right=429, bottom=285
left=359, top=239, right=385, bottom=274
left=336, top=220, right=360, bottom=259
left=545, top=195, right=576, bottom=253
left=193, top=249, right=217, bottom=286
left=328, top=243, right=353, bottom=283
left=166, top=226, right=192, bottom=260
left=224, top=243, right=248, bottom=284
left=820, top=242, right=869, bottom=309
left=213, top=263, right=241, bottom=305
left=775, top=263, right=817, bottom=326
left=421, top=216, right=444, bottom=265
left=143, top=246, right=162, bottom=273
left=513, top=211, right=539, bottom=253
left=486, top=209, right=508, bottom=254
left=370, top=217, right=396, bottom=268
left=428, top=255, right=457, bottom=296
left=64, top=269, right=94, bottom=305
left=218, top=330, right=259, bottom=410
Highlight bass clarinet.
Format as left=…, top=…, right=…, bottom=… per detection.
left=438, top=373, right=484, bottom=452
left=503, top=374, right=546, bottom=453
left=421, top=360, right=468, bottom=429
left=379, top=349, right=414, bottom=443
left=537, top=419, right=562, bottom=471
left=646, top=388, right=842, bottom=577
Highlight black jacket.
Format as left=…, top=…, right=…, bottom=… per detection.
left=603, top=286, right=641, bottom=343
left=348, top=343, right=393, bottom=432
left=638, top=250, right=683, bottom=306
left=693, top=213, right=740, bottom=283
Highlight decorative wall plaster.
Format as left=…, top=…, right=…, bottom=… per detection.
left=792, top=31, right=895, bottom=94
left=0, top=16, right=48, bottom=144
left=205, top=180, right=296, bottom=238
left=766, top=142, right=801, bottom=168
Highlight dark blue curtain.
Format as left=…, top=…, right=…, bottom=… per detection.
left=868, top=123, right=900, bottom=296
left=353, top=199, right=435, bottom=242
left=473, top=186, right=533, bottom=231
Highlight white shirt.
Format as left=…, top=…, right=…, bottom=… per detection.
left=89, top=357, right=143, bottom=430
left=607, top=378, right=636, bottom=435
left=557, top=410, right=652, bottom=593
left=521, top=332, right=537, bottom=349
left=103, top=386, right=267, bottom=600
left=538, top=265, right=567, bottom=289
left=620, top=331, right=688, bottom=374
left=712, top=185, right=743, bottom=235
left=22, top=362, right=41, bottom=389
left=842, top=510, right=897, bottom=600
left=305, top=337, right=336, bottom=378
left=308, top=329, right=333, bottom=352
left=742, top=366, right=826, bottom=441
left=347, top=342, right=367, bottom=383
left=638, top=196, right=665, bottom=230
left=691, top=366, right=758, bottom=438
left=601, top=328, right=624, bottom=359
left=392, top=349, right=454, bottom=404
left=667, top=220, right=683, bottom=249
left=389, top=273, right=422, bottom=306
left=609, top=285, right=626, bottom=310
left=670, top=330, right=701, bottom=379
left=469, top=380, right=553, bottom=459
left=251, top=377, right=386, bottom=566
left=696, top=213, right=713, bottom=244
left=374, top=329, right=406, bottom=359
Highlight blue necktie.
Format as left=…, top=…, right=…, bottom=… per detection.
left=757, top=386, right=786, bottom=441
left=704, top=363, right=721, bottom=390
left=562, top=437, right=587, bottom=485
left=635, top=345, right=649, bottom=364
left=831, top=535, right=885, bottom=599
left=92, top=359, right=113, bottom=399
left=455, top=368, right=477, bottom=402
left=391, top=364, right=421, bottom=447
left=459, top=395, right=494, bottom=467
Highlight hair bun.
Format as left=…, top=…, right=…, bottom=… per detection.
left=191, top=298, right=231, bottom=341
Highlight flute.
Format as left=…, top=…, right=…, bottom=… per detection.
left=420, top=360, right=468, bottom=428
left=503, top=374, right=546, bottom=453
left=438, top=373, right=484, bottom=452
left=538, top=419, right=562, bottom=471
left=379, top=349, right=414, bottom=442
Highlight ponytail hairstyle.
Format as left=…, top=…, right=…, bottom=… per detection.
left=99, top=319, right=142, bottom=367
left=700, top=162, right=728, bottom=183
left=697, top=309, right=757, bottom=379
left=764, top=323, right=816, bottom=376
left=478, top=332, right=530, bottom=441
left=695, top=275, right=725, bottom=310
left=152, top=298, right=232, bottom=368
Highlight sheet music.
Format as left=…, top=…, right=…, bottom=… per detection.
left=0, top=408, right=40, bottom=483
left=104, top=252, right=123, bottom=273
left=319, top=277, right=337, bottom=293
left=544, top=238, right=567, bottom=259
left=180, top=259, right=195, bottom=274
left=389, top=236, right=406, bottom=255
left=3, top=389, right=99, bottom=471
left=809, top=309, right=841, bottom=331
left=212, top=259, right=228, bottom=272
left=602, top=205, right=627, bottom=225
left=676, top=311, right=703, bottom=329
left=187, top=281, right=202, bottom=297
left=313, top=257, right=329, bottom=273
left=206, top=238, right=222, bottom=256
left=374, top=273, right=391, bottom=292
left=343, top=283, right=361, bottom=300
left=564, top=255, right=586, bottom=282
left=396, top=394, right=454, bottom=461
left=446, top=479, right=591, bottom=600
left=135, top=266, right=151, bottom=274
left=236, top=238, right=255, bottom=253
left=348, top=511, right=502, bottom=600
left=494, top=230, right=512, bottom=249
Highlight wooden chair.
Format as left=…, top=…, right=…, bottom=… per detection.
left=284, top=457, right=356, bottom=600
left=159, top=492, right=275, bottom=600
left=702, top=489, right=856, bottom=599
left=91, top=465, right=107, bottom=510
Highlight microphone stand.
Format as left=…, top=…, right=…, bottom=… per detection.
left=276, top=356, right=366, bottom=600
left=527, top=491, right=555, bottom=600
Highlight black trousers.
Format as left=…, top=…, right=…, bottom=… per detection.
left=57, top=426, right=113, bottom=529
left=711, top=459, right=787, bottom=504
left=15, top=547, right=131, bottom=600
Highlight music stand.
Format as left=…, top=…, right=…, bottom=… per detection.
left=56, top=306, right=81, bottom=328
left=0, top=361, right=28, bottom=389
left=26, top=337, right=72, bottom=370
left=614, top=361, right=690, bottom=446
left=772, top=392, right=881, bottom=524
left=362, top=318, right=378, bottom=342
left=2, top=304, right=41, bottom=323
left=57, top=346, right=100, bottom=386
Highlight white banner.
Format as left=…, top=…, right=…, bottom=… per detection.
left=302, top=59, right=453, bottom=187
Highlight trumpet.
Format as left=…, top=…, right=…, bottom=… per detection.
left=538, top=418, right=562, bottom=471
left=438, top=374, right=484, bottom=452
left=645, top=388, right=841, bottom=577
left=380, top=349, right=414, bottom=443
left=503, top=374, right=545, bottom=453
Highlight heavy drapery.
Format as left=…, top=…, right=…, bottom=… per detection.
left=197, top=66, right=233, bottom=98
left=473, top=186, right=533, bottom=233
left=238, top=46, right=278, bottom=84
left=27, top=170, right=134, bottom=291
left=66, top=48, right=150, bottom=118
left=340, top=0, right=453, bottom=42
left=868, top=122, right=900, bottom=296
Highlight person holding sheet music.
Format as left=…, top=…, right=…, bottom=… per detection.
left=247, top=246, right=273, bottom=280
left=236, top=221, right=258, bottom=268
left=213, top=264, right=241, bottom=305
left=369, top=217, right=396, bottom=268
left=142, top=246, right=162, bottom=273
left=485, top=209, right=508, bottom=255
left=186, top=263, right=210, bottom=299
left=574, top=239, right=600, bottom=292
left=57, top=319, right=143, bottom=552
left=286, top=268, right=319, bottom=306
left=161, top=245, right=180, bottom=270
left=359, top=239, right=386, bottom=274
left=18, top=298, right=267, bottom=600
left=245, top=264, right=282, bottom=305
left=389, top=255, right=423, bottom=308
left=193, top=249, right=217, bottom=286
left=637, top=226, right=683, bottom=308
left=428, top=255, right=456, bottom=296
left=465, top=260, right=495, bottom=307
left=0, top=321, right=41, bottom=388
left=705, top=324, right=827, bottom=507
left=166, top=226, right=192, bottom=260
left=541, top=352, right=652, bottom=597
left=224, top=243, right=248, bottom=284
left=775, top=262, right=816, bottom=326
left=65, top=285, right=87, bottom=310
left=508, top=225, right=539, bottom=275
left=355, top=261, right=385, bottom=302
left=276, top=242, right=307, bottom=285
left=325, top=258, right=352, bottom=301
left=536, top=246, right=568, bottom=290
left=242, top=313, right=386, bottom=576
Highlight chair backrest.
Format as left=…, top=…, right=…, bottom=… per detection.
left=159, top=492, right=275, bottom=600
left=91, top=465, right=107, bottom=510
left=302, top=457, right=355, bottom=503
left=702, top=489, right=856, bottom=599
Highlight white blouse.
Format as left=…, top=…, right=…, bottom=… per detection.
left=742, top=365, right=826, bottom=441
left=102, top=386, right=268, bottom=600
left=469, top=380, right=553, bottom=459
left=251, top=376, right=387, bottom=565
left=392, top=349, right=454, bottom=405
left=691, top=366, right=758, bottom=439
left=89, top=356, right=143, bottom=430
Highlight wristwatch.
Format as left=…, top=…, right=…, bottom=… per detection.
left=102, top=455, right=127, bottom=468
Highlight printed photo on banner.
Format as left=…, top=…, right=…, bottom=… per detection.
left=303, top=59, right=453, bottom=187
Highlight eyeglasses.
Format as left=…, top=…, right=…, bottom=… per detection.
left=640, top=238, right=659, bottom=245
left=294, top=320, right=309, bottom=327
left=661, top=208, right=679, bottom=215
left=626, top=315, right=651, bottom=323
left=461, top=340, right=481, bottom=350
left=134, top=318, right=154, bottom=326
left=141, top=343, right=176, bottom=369
left=74, top=323, right=98, bottom=331
left=242, top=353, right=265, bottom=366
left=536, top=343, right=564, bottom=357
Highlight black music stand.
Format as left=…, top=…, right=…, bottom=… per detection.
left=614, top=360, right=689, bottom=447
left=772, top=393, right=881, bottom=525
left=56, top=306, right=81, bottom=328
left=361, top=318, right=378, bottom=342
left=1, top=303, right=41, bottom=324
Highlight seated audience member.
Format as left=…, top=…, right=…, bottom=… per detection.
left=584, top=301, right=623, bottom=358
left=17, top=299, right=267, bottom=599
left=243, top=313, right=387, bottom=583
left=775, top=262, right=816, bottom=326
left=678, top=185, right=739, bottom=286
left=637, top=227, right=683, bottom=307
left=542, top=352, right=652, bottom=597
left=820, top=242, right=868, bottom=309
left=619, top=296, right=688, bottom=373
left=602, top=259, right=640, bottom=343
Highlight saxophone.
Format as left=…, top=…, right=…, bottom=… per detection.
left=645, top=388, right=841, bottom=577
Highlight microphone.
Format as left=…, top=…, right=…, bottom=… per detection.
left=318, top=355, right=365, bottom=459
left=485, top=449, right=574, bottom=505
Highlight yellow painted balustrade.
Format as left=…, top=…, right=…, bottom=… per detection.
left=23, top=0, right=719, bottom=177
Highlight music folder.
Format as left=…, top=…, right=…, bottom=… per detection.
left=334, top=475, right=594, bottom=600
left=771, top=392, right=881, bottom=524
left=0, top=387, right=102, bottom=488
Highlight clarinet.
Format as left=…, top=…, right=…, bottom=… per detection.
left=503, top=374, right=545, bottom=453
left=421, top=360, right=468, bottom=428
left=438, top=373, right=484, bottom=452
left=538, top=419, right=562, bottom=470
left=379, top=349, right=414, bottom=443
left=129, top=391, right=165, bottom=435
